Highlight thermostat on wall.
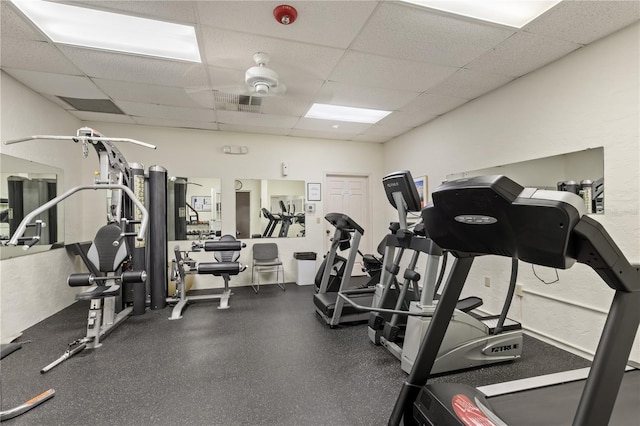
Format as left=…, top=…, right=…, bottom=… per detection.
left=305, top=203, right=316, bottom=214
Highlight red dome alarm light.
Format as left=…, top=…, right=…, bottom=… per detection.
left=273, top=5, right=297, bottom=25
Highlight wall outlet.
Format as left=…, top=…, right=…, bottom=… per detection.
left=484, top=276, right=491, bottom=287
left=515, top=283, right=524, bottom=297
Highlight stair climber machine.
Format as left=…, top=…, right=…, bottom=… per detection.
left=4, top=127, right=169, bottom=372
left=389, top=175, right=640, bottom=426
left=313, top=213, right=377, bottom=327
left=168, top=235, right=247, bottom=319
left=342, top=171, right=522, bottom=375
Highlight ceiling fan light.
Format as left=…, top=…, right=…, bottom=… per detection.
left=254, top=83, right=270, bottom=95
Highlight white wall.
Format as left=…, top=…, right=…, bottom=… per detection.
left=383, top=23, right=640, bottom=362
left=0, top=71, right=86, bottom=341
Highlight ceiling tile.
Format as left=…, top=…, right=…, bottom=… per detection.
left=352, top=1, right=515, bottom=67
left=361, top=123, right=414, bottom=138
left=429, top=69, right=515, bottom=100
left=377, top=110, right=437, bottom=129
left=294, top=117, right=372, bottom=133
left=69, top=110, right=136, bottom=124
left=400, top=93, right=469, bottom=116
left=207, top=65, right=247, bottom=88
left=196, top=1, right=378, bottom=49
left=199, top=26, right=344, bottom=80
left=329, top=51, right=458, bottom=92
left=352, top=133, right=390, bottom=143
left=317, top=81, right=420, bottom=111
left=93, top=78, right=211, bottom=108
left=466, top=31, right=581, bottom=77
left=133, top=116, right=219, bottom=131
left=60, top=1, right=198, bottom=24
left=217, top=124, right=291, bottom=136
left=289, top=128, right=358, bottom=141
left=216, top=110, right=298, bottom=128
left=524, top=0, right=640, bottom=45
left=2, top=0, right=636, bottom=144
left=260, top=97, right=313, bottom=117
left=0, top=39, right=81, bottom=74
left=3, top=68, right=107, bottom=98
left=57, top=46, right=209, bottom=87
left=1, top=2, right=48, bottom=41
left=117, top=101, right=215, bottom=122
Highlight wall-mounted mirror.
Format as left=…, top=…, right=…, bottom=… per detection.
left=235, top=179, right=305, bottom=239
left=446, top=147, right=604, bottom=213
left=168, top=177, right=221, bottom=241
left=0, top=154, right=64, bottom=259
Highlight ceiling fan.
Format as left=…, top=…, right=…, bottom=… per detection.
left=243, top=52, right=286, bottom=96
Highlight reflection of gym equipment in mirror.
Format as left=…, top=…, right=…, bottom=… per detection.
left=168, top=177, right=221, bottom=241
left=3, top=127, right=168, bottom=373
left=168, top=235, right=247, bottom=320
left=0, top=154, right=64, bottom=259
left=234, top=179, right=306, bottom=239
left=446, top=147, right=605, bottom=214
left=260, top=199, right=305, bottom=238
left=557, top=177, right=604, bottom=214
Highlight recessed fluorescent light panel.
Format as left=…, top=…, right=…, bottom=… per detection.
left=400, top=0, right=562, bottom=28
left=10, top=0, right=201, bottom=62
left=305, top=104, right=391, bottom=124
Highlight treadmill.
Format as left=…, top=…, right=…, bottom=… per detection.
left=313, top=212, right=376, bottom=327
left=389, top=175, right=640, bottom=426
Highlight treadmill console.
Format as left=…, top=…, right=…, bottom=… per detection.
left=383, top=170, right=422, bottom=213
left=422, top=175, right=585, bottom=269
left=324, top=212, right=364, bottom=234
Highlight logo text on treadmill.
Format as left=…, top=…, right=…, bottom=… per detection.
left=454, top=215, right=497, bottom=224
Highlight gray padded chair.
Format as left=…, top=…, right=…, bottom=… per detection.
left=251, top=242, right=285, bottom=293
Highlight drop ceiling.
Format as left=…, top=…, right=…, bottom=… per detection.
left=1, top=1, right=638, bottom=143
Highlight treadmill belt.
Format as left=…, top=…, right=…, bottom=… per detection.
left=488, top=369, right=640, bottom=425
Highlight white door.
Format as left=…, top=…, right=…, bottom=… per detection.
left=324, top=174, right=371, bottom=276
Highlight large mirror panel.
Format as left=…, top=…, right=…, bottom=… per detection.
left=446, top=147, right=604, bottom=213
left=0, top=154, right=64, bottom=259
left=235, top=179, right=305, bottom=239
left=168, top=177, right=221, bottom=241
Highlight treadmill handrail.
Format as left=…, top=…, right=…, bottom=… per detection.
left=6, top=184, right=149, bottom=247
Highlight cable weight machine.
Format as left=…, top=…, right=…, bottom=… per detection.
left=3, top=127, right=168, bottom=371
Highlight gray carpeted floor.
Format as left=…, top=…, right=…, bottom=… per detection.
left=0, top=283, right=591, bottom=425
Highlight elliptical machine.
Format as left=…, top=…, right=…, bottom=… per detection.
left=342, top=171, right=521, bottom=375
